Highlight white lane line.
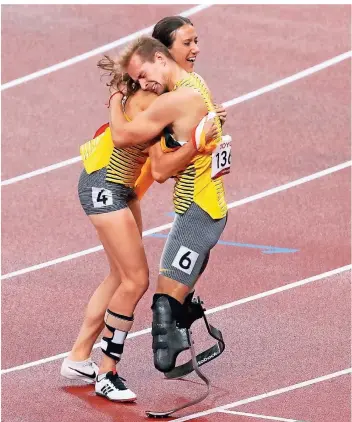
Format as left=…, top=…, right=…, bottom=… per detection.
left=1, top=156, right=82, bottom=186
left=219, top=410, right=304, bottom=422
left=1, top=160, right=350, bottom=280
left=1, top=222, right=174, bottom=280
left=0, top=4, right=212, bottom=91
left=1, top=327, right=154, bottom=376
left=204, top=264, right=351, bottom=317
left=1, top=264, right=350, bottom=374
left=222, top=50, right=352, bottom=108
left=2, top=50, right=351, bottom=187
left=225, top=161, right=351, bottom=209
left=172, top=368, right=352, bottom=422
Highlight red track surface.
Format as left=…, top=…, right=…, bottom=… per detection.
left=1, top=5, right=351, bottom=422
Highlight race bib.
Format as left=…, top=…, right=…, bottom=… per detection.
left=171, top=246, right=199, bottom=275
left=92, top=187, right=113, bottom=208
left=211, top=135, right=232, bottom=179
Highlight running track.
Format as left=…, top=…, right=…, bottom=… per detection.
left=1, top=5, right=351, bottom=422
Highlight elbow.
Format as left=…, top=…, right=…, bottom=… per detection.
left=152, top=169, right=168, bottom=184
left=154, top=173, right=168, bottom=184
left=112, top=137, right=126, bottom=148
left=110, top=126, right=131, bottom=148
left=111, top=130, right=126, bottom=148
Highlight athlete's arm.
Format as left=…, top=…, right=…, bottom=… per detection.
left=148, top=141, right=197, bottom=183
left=193, top=72, right=227, bottom=125
left=109, top=89, right=200, bottom=148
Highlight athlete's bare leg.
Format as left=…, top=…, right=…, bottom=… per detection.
left=68, top=246, right=122, bottom=361
left=155, top=275, right=191, bottom=304
left=128, top=198, right=143, bottom=235
left=89, top=207, right=148, bottom=373
left=68, top=199, right=144, bottom=363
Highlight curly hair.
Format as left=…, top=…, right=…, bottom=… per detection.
left=97, top=54, right=139, bottom=96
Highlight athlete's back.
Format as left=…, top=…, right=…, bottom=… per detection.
left=124, top=89, right=157, bottom=119
left=105, top=90, right=157, bottom=187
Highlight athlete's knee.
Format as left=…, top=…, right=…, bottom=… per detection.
left=101, top=309, right=134, bottom=361
left=121, top=271, right=149, bottom=299
left=105, top=269, right=121, bottom=287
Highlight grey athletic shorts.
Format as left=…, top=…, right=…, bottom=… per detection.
left=159, top=203, right=227, bottom=288
left=78, top=168, right=137, bottom=216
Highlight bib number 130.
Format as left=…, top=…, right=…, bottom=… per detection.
left=211, top=135, right=232, bottom=179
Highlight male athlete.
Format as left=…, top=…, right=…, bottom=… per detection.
left=109, top=36, right=229, bottom=373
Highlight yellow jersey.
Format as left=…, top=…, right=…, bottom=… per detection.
left=172, top=73, right=227, bottom=219
left=105, top=99, right=150, bottom=188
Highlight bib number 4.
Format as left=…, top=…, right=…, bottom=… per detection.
left=92, top=187, right=113, bottom=208
left=211, top=135, right=232, bottom=179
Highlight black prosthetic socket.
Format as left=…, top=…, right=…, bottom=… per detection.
left=178, top=291, right=205, bottom=329
left=151, top=294, right=190, bottom=373
left=152, top=292, right=204, bottom=329
left=152, top=294, right=183, bottom=320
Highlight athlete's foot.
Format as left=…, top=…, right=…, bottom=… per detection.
left=95, top=371, right=136, bottom=401
left=60, top=357, right=98, bottom=384
left=152, top=295, right=191, bottom=373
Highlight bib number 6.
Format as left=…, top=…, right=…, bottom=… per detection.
left=171, top=246, right=199, bottom=275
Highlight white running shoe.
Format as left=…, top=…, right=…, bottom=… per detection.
left=95, top=371, right=137, bottom=402
left=60, top=357, right=98, bottom=384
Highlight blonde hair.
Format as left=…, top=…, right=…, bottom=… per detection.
left=97, top=36, right=174, bottom=94
left=118, top=35, right=173, bottom=69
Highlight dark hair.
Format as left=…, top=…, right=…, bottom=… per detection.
left=152, top=16, right=193, bottom=48
left=97, top=16, right=192, bottom=93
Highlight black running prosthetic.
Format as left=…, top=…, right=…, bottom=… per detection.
left=146, top=328, right=210, bottom=418
left=165, top=297, right=225, bottom=380
left=147, top=295, right=226, bottom=417
left=151, top=295, right=191, bottom=373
